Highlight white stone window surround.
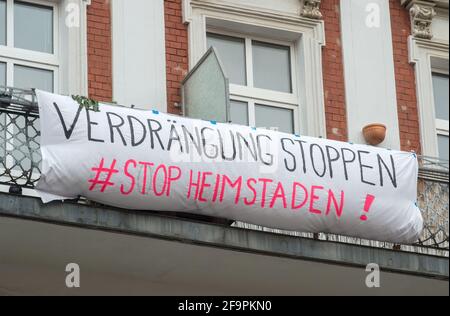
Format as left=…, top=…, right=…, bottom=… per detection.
left=432, top=66, right=449, bottom=141
left=409, top=36, right=449, bottom=158
left=182, top=0, right=327, bottom=138
left=0, top=0, right=89, bottom=96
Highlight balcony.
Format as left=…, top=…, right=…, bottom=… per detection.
left=0, top=86, right=448, bottom=294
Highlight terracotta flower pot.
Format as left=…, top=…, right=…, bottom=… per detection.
left=362, top=123, right=387, bottom=146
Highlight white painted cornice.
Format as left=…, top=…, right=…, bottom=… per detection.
left=402, top=0, right=449, bottom=9
left=409, top=37, right=449, bottom=65
left=183, top=0, right=324, bottom=24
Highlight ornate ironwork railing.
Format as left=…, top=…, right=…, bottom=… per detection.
left=0, top=86, right=448, bottom=256
left=0, top=86, right=40, bottom=192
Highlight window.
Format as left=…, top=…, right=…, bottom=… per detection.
left=186, top=5, right=326, bottom=138
left=14, top=1, right=53, bottom=53
left=0, top=61, right=5, bottom=86
left=0, top=0, right=57, bottom=180
left=437, top=135, right=449, bottom=161
left=409, top=37, right=448, bottom=160
left=255, top=104, right=294, bottom=134
left=229, top=100, right=248, bottom=126
left=207, top=31, right=298, bottom=134
left=0, top=0, right=5, bottom=46
left=432, top=71, right=449, bottom=161
left=252, top=41, right=292, bottom=93
left=207, top=33, right=246, bottom=86
left=14, top=64, right=53, bottom=91
left=0, top=0, right=58, bottom=91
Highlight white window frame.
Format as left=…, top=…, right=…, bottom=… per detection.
left=0, top=0, right=90, bottom=96
left=231, top=95, right=300, bottom=133
left=1, top=0, right=59, bottom=182
left=431, top=68, right=449, bottom=160
left=207, top=29, right=300, bottom=132
left=0, top=0, right=59, bottom=92
left=0, top=0, right=90, bottom=197
left=431, top=68, right=449, bottom=135
left=183, top=0, right=327, bottom=138
left=409, top=36, right=449, bottom=158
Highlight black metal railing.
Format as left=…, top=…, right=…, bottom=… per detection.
left=0, top=87, right=40, bottom=192
left=0, top=86, right=448, bottom=255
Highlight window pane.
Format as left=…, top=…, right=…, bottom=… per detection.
left=14, top=65, right=53, bottom=91
left=432, top=73, right=449, bottom=121
left=253, top=41, right=292, bottom=93
left=14, top=1, right=53, bottom=53
left=0, top=62, right=5, bottom=86
left=438, top=135, right=449, bottom=161
left=230, top=100, right=248, bottom=126
left=0, top=0, right=5, bottom=45
left=255, top=104, right=294, bottom=134
left=207, top=33, right=246, bottom=86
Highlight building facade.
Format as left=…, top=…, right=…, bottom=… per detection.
left=0, top=0, right=448, bottom=295
left=1, top=0, right=448, bottom=156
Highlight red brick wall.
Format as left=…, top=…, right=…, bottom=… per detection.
left=321, top=1, right=348, bottom=142
left=164, top=0, right=189, bottom=114
left=87, top=0, right=112, bottom=102
left=390, top=0, right=421, bottom=153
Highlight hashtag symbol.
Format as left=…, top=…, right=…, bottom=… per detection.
left=88, top=158, right=119, bottom=192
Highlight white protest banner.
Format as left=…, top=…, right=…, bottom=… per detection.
left=36, top=90, right=423, bottom=243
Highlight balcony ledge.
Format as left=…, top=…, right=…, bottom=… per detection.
left=0, top=192, right=448, bottom=281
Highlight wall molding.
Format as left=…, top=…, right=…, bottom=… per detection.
left=183, top=0, right=325, bottom=29
left=111, top=0, right=167, bottom=110
left=59, top=0, right=90, bottom=96
left=341, top=0, right=401, bottom=149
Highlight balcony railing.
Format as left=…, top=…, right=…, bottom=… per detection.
left=1, top=86, right=448, bottom=257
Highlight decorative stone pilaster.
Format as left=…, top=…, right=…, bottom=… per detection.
left=301, top=0, right=322, bottom=19
left=402, top=0, right=437, bottom=39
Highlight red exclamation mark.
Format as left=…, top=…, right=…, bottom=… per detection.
left=360, top=194, right=375, bottom=221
